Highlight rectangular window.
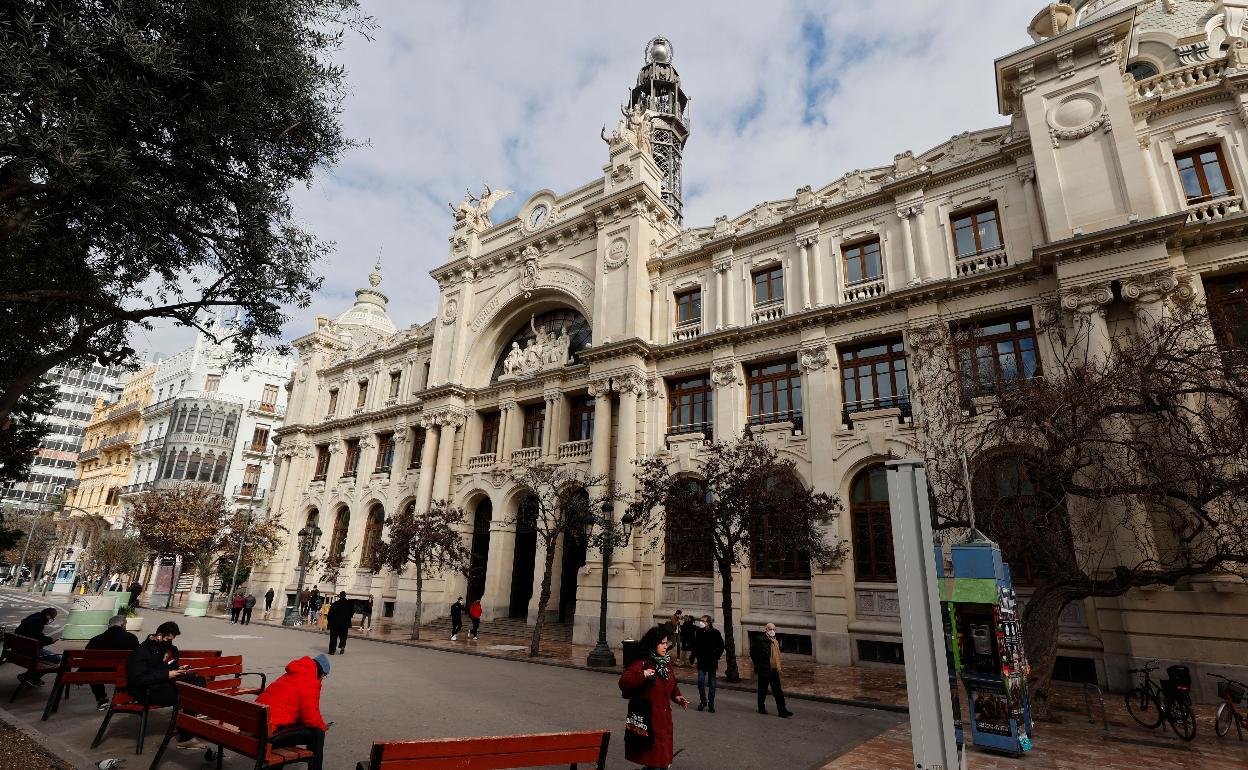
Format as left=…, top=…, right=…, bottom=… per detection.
left=752, top=265, right=784, bottom=307
left=343, top=439, right=360, bottom=477
left=250, top=425, right=270, bottom=452
left=388, top=371, right=401, bottom=399
left=667, top=375, right=713, bottom=439
left=355, top=380, right=369, bottom=408
left=521, top=404, right=546, bottom=449
left=1175, top=145, right=1233, bottom=204
left=313, top=445, right=330, bottom=481
left=204, top=374, right=220, bottom=392
left=840, top=338, right=909, bottom=419
left=951, top=205, right=1003, bottom=259
left=375, top=433, right=395, bottom=473
left=955, top=314, right=1041, bottom=396
left=746, top=359, right=802, bottom=430
left=409, top=427, right=426, bottom=468
left=326, top=389, right=339, bottom=416
left=857, top=639, right=905, bottom=665
left=567, top=395, right=595, bottom=442
left=674, top=288, right=702, bottom=327
left=480, top=412, right=501, bottom=455
left=1206, top=271, right=1248, bottom=348
left=842, top=238, right=883, bottom=286
left=242, top=464, right=260, bottom=495
left=260, top=384, right=279, bottom=409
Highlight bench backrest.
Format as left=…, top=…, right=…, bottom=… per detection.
left=58, top=649, right=133, bottom=685
left=106, top=649, right=227, bottom=704
left=175, top=682, right=270, bottom=759
left=367, top=730, right=611, bottom=770
left=2, top=633, right=42, bottom=667
left=185, top=655, right=247, bottom=692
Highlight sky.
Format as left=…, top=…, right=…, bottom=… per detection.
left=134, top=0, right=1032, bottom=359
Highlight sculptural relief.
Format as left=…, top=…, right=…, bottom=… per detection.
left=499, top=315, right=573, bottom=380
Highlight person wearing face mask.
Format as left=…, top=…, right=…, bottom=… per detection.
left=690, top=615, right=724, bottom=712
left=125, top=621, right=208, bottom=748
left=618, top=625, right=689, bottom=769
left=750, top=622, right=792, bottom=717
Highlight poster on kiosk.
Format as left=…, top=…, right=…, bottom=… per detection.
left=935, top=536, right=1034, bottom=756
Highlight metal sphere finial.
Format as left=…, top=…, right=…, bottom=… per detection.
left=645, top=36, right=673, bottom=65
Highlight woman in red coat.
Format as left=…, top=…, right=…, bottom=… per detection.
left=618, top=625, right=689, bottom=769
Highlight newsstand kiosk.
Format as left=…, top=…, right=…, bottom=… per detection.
left=936, top=537, right=1034, bottom=756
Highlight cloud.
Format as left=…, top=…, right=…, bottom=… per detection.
left=138, top=1, right=1030, bottom=359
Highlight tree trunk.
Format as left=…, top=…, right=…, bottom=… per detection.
left=530, top=542, right=557, bottom=657
left=718, top=562, right=740, bottom=682
left=412, top=569, right=423, bottom=640
left=1020, top=584, right=1078, bottom=718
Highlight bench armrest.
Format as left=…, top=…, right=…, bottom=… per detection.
left=239, top=671, right=268, bottom=693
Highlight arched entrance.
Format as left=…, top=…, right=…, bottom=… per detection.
left=509, top=495, right=538, bottom=619
left=850, top=464, right=894, bottom=582
left=557, top=489, right=589, bottom=622
left=468, top=499, right=492, bottom=602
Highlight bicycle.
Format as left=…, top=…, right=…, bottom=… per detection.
left=1210, top=673, right=1248, bottom=739
left=1125, top=660, right=1197, bottom=741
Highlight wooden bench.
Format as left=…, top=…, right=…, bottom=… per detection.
left=92, top=652, right=261, bottom=755
left=4, top=632, right=62, bottom=704
left=149, top=682, right=314, bottom=770
left=40, top=647, right=224, bottom=722
left=356, top=730, right=611, bottom=770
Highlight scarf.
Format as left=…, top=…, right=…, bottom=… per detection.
left=651, top=653, right=670, bottom=680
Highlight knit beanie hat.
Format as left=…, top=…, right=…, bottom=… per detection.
left=313, top=653, right=331, bottom=675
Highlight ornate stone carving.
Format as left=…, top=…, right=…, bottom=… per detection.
left=615, top=372, right=647, bottom=395
left=1056, top=46, right=1075, bottom=78
left=441, top=298, right=458, bottom=325
left=449, top=183, right=512, bottom=230
left=645, top=376, right=662, bottom=399
left=499, top=315, right=574, bottom=380
left=601, top=102, right=655, bottom=154
left=1060, top=282, right=1114, bottom=317
left=798, top=344, right=833, bottom=372
left=1120, top=271, right=1179, bottom=304
left=1046, top=92, right=1110, bottom=148
left=587, top=378, right=614, bottom=398
left=543, top=388, right=561, bottom=405
left=709, top=361, right=738, bottom=388
left=604, top=237, right=629, bottom=272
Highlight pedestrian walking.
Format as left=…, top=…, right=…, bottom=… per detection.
left=299, top=588, right=311, bottom=621
left=667, top=609, right=683, bottom=662
left=618, top=625, right=689, bottom=770
left=326, top=592, right=354, bottom=655
left=691, top=614, right=724, bottom=713
left=127, top=622, right=209, bottom=749
left=450, top=596, right=464, bottom=640
left=242, top=593, right=256, bottom=625
left=468, top=598, right=482, bottom=640
left=317, top=601, right=330, bottom=631
left=15, top=608, right=62, bottom=686
left=360, top=597, right=373, bottom=631
left=256, top=654, right=332, bottom=770
left=679, top=613, right=697, bottom=662
left=85, top=615, right=139, bottom=710
left=127, top=580, right=142, bottom=610
left=229, top=593, right=245, bottom=623
left=750, top=622, right=792, bottom=717
left=264, top=588, right=275, bottom=619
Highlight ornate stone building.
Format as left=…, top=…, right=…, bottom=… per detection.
left=257, top=5, right=1248, bottom=694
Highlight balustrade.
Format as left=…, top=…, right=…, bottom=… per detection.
left=511, top=446, right=541, bottom=464
left=955, top=249, right=1008, bottom=278
left=1187, top=194, right=1243, bottom=224
left=1131, top=60, right=1226, bottom=102
left=751, top=300, right=784, bottom=324
left=557, top=439, right=592, bottom=460
left=842, top=277, right=886, bottom=304
left=468, top=453, right=496, bottom=470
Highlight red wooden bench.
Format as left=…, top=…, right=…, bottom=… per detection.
left=356, top=730, right=611, bottom=770
left=41, top=647, right=223, bottom=722
left=92, top=653, right=262, bottom=755
left=4, top=632, right=62, bottom=704
left=149, top=682, right=314, bottom=770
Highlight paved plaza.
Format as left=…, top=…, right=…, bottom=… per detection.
left=0, top=589, right=901, bottom=769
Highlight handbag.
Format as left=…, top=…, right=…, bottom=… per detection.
left=624, top=694, right=654, bottom=753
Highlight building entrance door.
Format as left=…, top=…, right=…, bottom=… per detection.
left=558, top=531, right=587, bottom=622
left=509, top=496, right=538, bottom=619
left=468, top=499, right=491, bottom=602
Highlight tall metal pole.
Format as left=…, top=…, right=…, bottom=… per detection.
left=586, top=529, right=616, bottom=668
left=13, top=507, right=42, bottom=588
left=224, top=508, right=254, bottom=603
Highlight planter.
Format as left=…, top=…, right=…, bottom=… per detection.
left=125, top=615, right=144, bottom=633
left=61, top=595, right=121, bottom=640
left=183, top=592, right=212, bottom=617
left=103, top=590, right=131, bottom=611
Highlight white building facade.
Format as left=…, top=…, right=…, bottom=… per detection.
left=256, top=4, right=1248, bottom=695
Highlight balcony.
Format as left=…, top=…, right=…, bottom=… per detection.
left=748, top=410, right=804, bottom=435
left=384, top=397, right=398, bottom=407
left=243, top=443, right=273, bottom=458
left=667, top=422, right=713, bottom=445
left=119, top=481, right=153, bottom=497
left=100, top=432, right=136, bottom=450
left=233, top=484, right=266, bottom=500
left=511, top=446, right=541, bottom=464
left=102, top=400, right=142, bottom=421
left=468, top=453, right=496, bottom=470
left=134, top=438, right=164, bottom=454
left=954, top=248, right=1008, bottom=278
left=751, top=299, right=784, bottom=324
left=842, top=277, right=886, bottom=304
left=166, top=432, right=233, bottom=449
left=321, top=412, right=337, bottom=423
left=1130, top=59, right=1225, bottom=102
left=842, top=395, right=912, bottom=428
left=153, top=478, right=219, bottom=492
left=247, top=400, right=285, bottom=417
left=79, top=447, right=100, bottom=462
left=557, top=439, right=592, bottom=460
left=672, top=321, right=701, bottom=342
left=1187, top=194, right=1243, bottom=224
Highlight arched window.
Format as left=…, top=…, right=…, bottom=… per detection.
left=851, top=465, right=894, bottom=582
left=185, top=450, right=202, bottom=481
left=159, top=451, right=174, bottom=478
left=199, top=451, right=216, bottom=482
left=210, top=412, right=224, bottom=437
left=223, top=414, right=237, bottom=438
left=360, top=505, right=384, bottom=567
left=972, top=454, right=1065, bottom=585
left=173, top=449, right=188, bottom=479
left=329, top=506, right=350, bottom=560
left=750, top=472, right=812, bottom=579
left=664, top=478, right=713, bottom=577
left=174, top=407, right=189, bottom=433
left=212, top=454, right=228, bottom=483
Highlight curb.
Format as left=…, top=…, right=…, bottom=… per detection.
left=0, top=702, right=97, bottom=770
left=146, top=606, right=910, bottom=715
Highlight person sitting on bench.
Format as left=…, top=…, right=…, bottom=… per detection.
left=15, top=607, right=61, bottom=686
left=126, top=621, right=207, bottom=749
left=256, top=654, right=332, bottom=770
left=85, top=614, right=139, bottom=710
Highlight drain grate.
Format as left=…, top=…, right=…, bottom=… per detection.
left=1101, top=734, right=1192, bottom=752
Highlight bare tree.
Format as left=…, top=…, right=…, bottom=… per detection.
left=631, top=436, right=846, bottom=682
left=370, top=499, right=471, bottom=640
left=83, top=532, right=149, bottom=591
left=909, top=305, right=1248, bottom=709
left=509, top=461, right=617, bottom=656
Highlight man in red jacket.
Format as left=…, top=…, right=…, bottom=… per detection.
left=256, top=654, right=331, bottom=770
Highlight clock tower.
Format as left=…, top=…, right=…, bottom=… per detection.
left=629, top=37, right=690, bottom=224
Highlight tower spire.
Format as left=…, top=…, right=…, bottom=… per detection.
left=629, top=36, right=690, bottom=224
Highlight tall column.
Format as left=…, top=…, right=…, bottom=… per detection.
left=827, top=230, right=843, bottom=304
left=495, top=401, right=513, bottom=460
left=1060, top=283, right=1114, bottom=363
left=542, top=390, right=561, bottom=459
left=807, top=234, right=824, bottom=306
left=912, top=203, right=932, bottom=283
left=588, top=381, right=613, bottom=480
left=649, top=279, right=662, bottom=343
left=798, top=239, right=813, bottom=310
left=414, top=417, right=440, bottom=511
left=897, top=206, right=919, bottom=285
left=1019, top=166, right=1047, bottom=247
left=432, top=412, right=462, bottom=503
left=714, top=263, right=725, bottom=330
left=613, top=375, right=641, bottom=564
left=727, top=261, right=739, bottom=327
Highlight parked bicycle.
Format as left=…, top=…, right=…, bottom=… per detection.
left=1125, top=660, right=1196, bottom=741
left=1210, top=673, right=1248, bottom=740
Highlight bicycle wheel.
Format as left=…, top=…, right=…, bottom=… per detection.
left=1215, top=702, right=1235, bottom=738
left=1168, top=698, right=1197, bottom=741
left=1126, top=687, right=1163, bottom=728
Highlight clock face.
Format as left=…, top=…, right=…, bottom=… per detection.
left=528, top=205, right=548, bottom=229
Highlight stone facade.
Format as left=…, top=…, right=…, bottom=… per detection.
left=254, top=5, right=1248, bottom=696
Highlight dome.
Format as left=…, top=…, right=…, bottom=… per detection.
left=331, top=256, right=396, bottom=346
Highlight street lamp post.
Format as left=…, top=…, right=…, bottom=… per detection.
left=586, top=502, right=633, bottom=668
left=13, top=506, right=46, bottom=588
left=283, top=524, right=322, bottom=626
left=224, top=506, right=255, bottom=603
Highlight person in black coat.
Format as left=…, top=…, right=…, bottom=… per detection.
left=127, top=581, right=142, bottom=609
left=264, top=588, right=275, bottom=618
left=449, top=597, right=464, bottom=640
left=750, top=622, right=791, bottom=717
left=326, top=592, right=355, bottom=655
left=691, top=614, right=726, bottom=712
left=242, top=593, right=256, bottom=625
left=679, top=614, right=698, bottom=662
left=85, top=615, right=139, bottom=709
left=15, top=608, right=60, bottom=685
left=126, top=621, right=207, bottom=747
